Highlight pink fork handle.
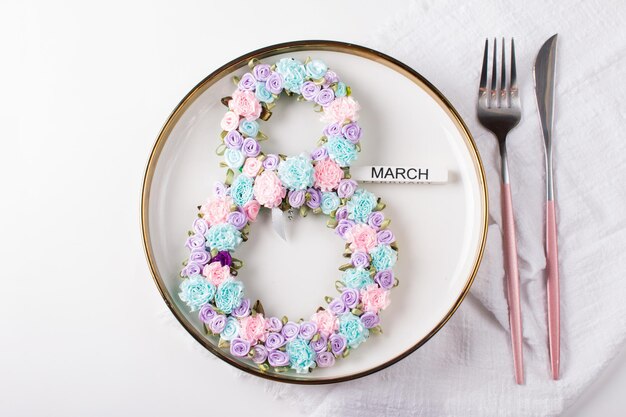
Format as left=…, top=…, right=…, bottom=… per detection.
left=501, top=183, right=524, bottom=384
left=546, top=200, right=560, bottom=380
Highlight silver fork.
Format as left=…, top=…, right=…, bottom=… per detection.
left=477, top=38, right=524, bottom=384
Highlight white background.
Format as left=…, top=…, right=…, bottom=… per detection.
left=1, top=1, right=624, bottom=416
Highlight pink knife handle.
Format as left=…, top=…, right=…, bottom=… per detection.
left=501, top=183, right=524, bottom=384
left=546, top=200, right=560, bottom=380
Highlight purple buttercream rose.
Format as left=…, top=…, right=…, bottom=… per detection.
left=310, top=334, right=328, bottom=353
left=210, top=251, right=232, bottom=267
left=209, top=314, right=227, bottom=334
left=316, top=351, right=336, bottom=368
left=360, top=312, right=380, bottom=329
left=268, top=350, right=290, bottom=367
left=189, top=249, right=210, bottom=266
left=342, top=122, right=362, bottom=144
left=299, top=321, right=318, bottom=341
left=337, top=179, right=358, bottom=199
left=192, top=218, right=209, bottom=235
left=263, top=153, right=280, bottom=170
left=253, top=64, right=271, bottom=81
left=288, top=189, right=306, bottom=208
left=242, top=138, right=261, bottom=157
left=231, top=298, right=251, bottom=318
left=251, top=345, right=268, bottom=364
left=335, top=219, right=356, bottom=239
left=351, top=251, right=370, bottom=268
left=300, top=81, right=321, bottom=101
left=265, top=332, right=286, bottom=350
left=324, top=70, right=339, bottom=86
left=335, top=206, right=349, bottom=220
left=328, top=298, right=348, bottom=315
left=311, top=146, right=328, bottom=161
left=230, top=338, right=251, bottom=357
left=227, top=210, right=248, bottom=230
left=225, top=130, right=244, bottom=149
left=238, top=73, right=256, bottom=91
left=265, top=72, right=284, bottom=94
left=323, top=122, right=342, bottom=137
left=266, top=317, right=283, bottom=332
left=377, top=229, right=395, bottom=244
left=281, top=322, right=300, bottom=341
left=315, top=87, right=335, bottom=106
left=329, top=333, right=347, bottom=356
left=341, top=288, right=360, bottom=309
left=185, top=234, right=205, bottom=250
left=306, top=188, right=321, bottom=209
left=198, top=304, right=216, bottom=324
left=213, top=181, right=228, bottom=198
left=367, top=211, right=385, bottom=230
left=374, top=270, right=394, bottom=290
left=184, top=262, right=202, bottom=277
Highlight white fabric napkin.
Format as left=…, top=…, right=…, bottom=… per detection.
left=262, top=1, right=626, bottom=415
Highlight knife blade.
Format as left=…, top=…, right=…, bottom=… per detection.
left=533, top=34, right=561, bottom=380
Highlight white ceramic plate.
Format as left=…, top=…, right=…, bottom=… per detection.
left=141, top=41, right=488, bottom=384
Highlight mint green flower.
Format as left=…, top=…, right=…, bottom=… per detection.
left=220, top=316, right=240, bottom=341
left=238, top=119, right=259, bottom=138
left=321, top=192, right=340, bottom=215
left=206, top=223, right=242, bottom=251
left=255, top=82, right=274, bottom=103
left=231, top=174, right=254, bottom=207
left=335, top=81, right=347, bottom=97
left=286, top=338, right=317, bottom=373
left=215, top=279, right=244, bottom=314
left=339, top=313, right=369, bottom=348
left=276, top=58, right=307, bottom=94
left=178, top=275, right=216, bottom=311
left=325, top=136, right=357, bottom=167
left=277, top=155, right=314, bottom=190
left=224, top=148, right=245, bottom=169
left=305, top=59, right=328, bottom=79
left=342, top=267, right=374, bottom=289
left=370, top=244, right=398, bottom=271
left=347, top=189, right=377, bottom=223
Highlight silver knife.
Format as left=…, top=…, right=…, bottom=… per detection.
left=533, top=34, right=561, bottom=380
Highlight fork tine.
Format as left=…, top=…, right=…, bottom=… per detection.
left=479, top=38, right=489, bottom=95
left=510, top=38, right=518, bottom=95
left=490, top=38, right=497, bottom=108
left=500, top=37, right=507, bottom=107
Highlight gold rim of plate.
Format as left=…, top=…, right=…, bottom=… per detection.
left=140, top=40, right=489, bottom=384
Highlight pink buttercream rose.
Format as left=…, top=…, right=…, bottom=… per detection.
left=242, top=157, right=262, bottom=177
left=360, top=284, right=390, bottom=313
left=229, top=89, right=262, bottom=121
left=345, top=223, right=378, bottom=253
left=314, top=158, right=344, bottom=191
left=253, top=170, right=286, bottom=208
left=220, top=111, right=240, bottom=131
left=242, top=200, right=260, bottom=222
left=239, top=314, right=267, bottom=344
left=199, top=195, right=233, bottom=225
left=320, top=96, right=360, bottom=124
left=202, top=262, right=231, bottom=287
left=310, top=310, right=339, bottom=337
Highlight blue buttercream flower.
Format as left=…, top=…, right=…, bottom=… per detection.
left=238, top=119, right=259, bottom=138
left=224, top=148, right=245, bottom=169
left=178, top=274, right=216, bottom=311
left=215, top=279, right=244, bottom=314
left=305, top=59, right=328, bottom=79
left=276, top=58, right=307, bottom=94
left=277, top=155, right=314, bottom=191
left=339, top=313, right=369, bottom=348
left=230, top=174, right=254, bottom=207
left=321, top=191, right=340, bottom=215
left=342, top=267, right=374, bottom=289
left=346, top=189, right=377, bottom=223
left=334, top=81, right=347, bottom=97
left=370, top=244, right=398, bottom=271
left=286, top=338, right=317, bottom=373
left=255, top=82, right=274, bottom=103
left=205, top=223, right=243, bottom=252
left=325, top=136, right=358, bottom=167
left=220, top=316, right=241, bottom=341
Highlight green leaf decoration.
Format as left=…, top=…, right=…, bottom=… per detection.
left=215, top=143, right=227, bottom=156
left=324, top=296, right=334, bottom=304
left=351, top=308, right=363, bottom=316
left=327, top=219, right=338, bottom=228
left=338, top=263, right=353, bottom=271
left=300, top=205, right=309, bottom=217
left=380, top=219, right=391, bottom=229
left=232, top=75, right=241, bottom=86
left=225, top=168, right=234, bottom=186
left=218, top=339, right=230, bottom=349
left=375, top=202, right=386, bottom=211
left=220, top=96, right=231, bottom=107
left=335, top=280, right=345, bottom=292
left=253, top=300, right=265, bottom=316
